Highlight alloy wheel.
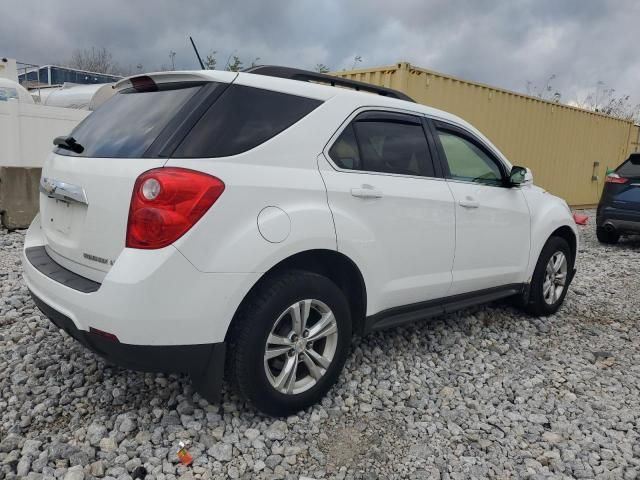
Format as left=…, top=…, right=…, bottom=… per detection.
left=542, top=251, right=568, bottom=305
left=264, top=299, right=338, bottom=395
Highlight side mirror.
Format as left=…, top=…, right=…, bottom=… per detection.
left=509, top=166, right=528, bottom=186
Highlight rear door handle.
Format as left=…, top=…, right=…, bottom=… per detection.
left=351, top=186, right=384, bottom=199
left=458, top=197, right=479, bottom=208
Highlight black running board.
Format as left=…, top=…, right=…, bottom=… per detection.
left=364, top=284, right=525, bottom=333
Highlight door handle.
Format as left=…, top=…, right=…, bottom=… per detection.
left=458, top=197, right=479, bottom=208
left=351, top=186, right=384, bottom=198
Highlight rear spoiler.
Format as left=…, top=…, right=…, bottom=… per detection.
left=114, top=71, right=238, bottom=93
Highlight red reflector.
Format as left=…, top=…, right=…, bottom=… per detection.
left=126, top=167, right=225, bottom=249
left=89, top=327, right=119, bottom=342
left=605, top=174, right=628, bottom=184
left=130, top=75, right=158, bottom=92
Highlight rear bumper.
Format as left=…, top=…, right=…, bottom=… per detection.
left=30, top=290, right=224, bottom=373
left=22, top=214, right=260, bottom=346
left=30, top=291, right=225, bottom=402
left=596, top=205, right=640, bottom=233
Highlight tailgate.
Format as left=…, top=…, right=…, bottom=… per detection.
left=40, top=154, right=163, bottom=281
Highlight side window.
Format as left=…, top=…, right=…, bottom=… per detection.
left=173, top=85, right=322, bottom=158
left=328, top=124, right=361, bottom=170
left=329, top=113, right=435, bottom=177
left=436, top=129, right=503, bottom=186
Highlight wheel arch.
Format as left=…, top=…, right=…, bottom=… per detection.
left=550, top=225, right=577, bottom=264
left=225, top=249, right=368, bottom=342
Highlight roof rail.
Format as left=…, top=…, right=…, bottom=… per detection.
left=244, top=65, right=415, bottom=102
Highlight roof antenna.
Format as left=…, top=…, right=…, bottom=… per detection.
left=189, top=36, right=205, bottom=70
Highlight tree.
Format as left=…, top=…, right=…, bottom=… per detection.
left=204, top=50, right=217, bottom=70
left=525, top=74, right=562, bottom=103
left=67, top=47, right=120, bottom=74
left=315, top=63, right=330, bottom=74
left=574, top=84, right=640, bottom=122
left=351, top=55, right=362, bottom=70
left=206, top=52, right=261, bottom=72
left=226, top=55, right=243, bottom=72
left=527, top=76, right=640, bottom=122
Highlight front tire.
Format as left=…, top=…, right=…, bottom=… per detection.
left=526, top=236, right=573, bottom=316
left=229, top=270, right=351, bottom=416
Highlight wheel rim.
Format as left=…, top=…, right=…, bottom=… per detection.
left=543, top=251, right=568, bottom=305
left=264, top=299, right=338, bottom=395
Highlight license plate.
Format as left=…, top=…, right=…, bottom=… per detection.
left=50, top=199, right=73, bottom=235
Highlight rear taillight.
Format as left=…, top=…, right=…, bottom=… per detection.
left=605, top=173, right=628, bottom=184
left=126, top=168, right=225, bottom=249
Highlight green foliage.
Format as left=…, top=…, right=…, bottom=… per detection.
left=204, top=50, right=217, bottom=70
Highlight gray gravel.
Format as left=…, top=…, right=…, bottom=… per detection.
left=1, top=210, right=639, bottom=480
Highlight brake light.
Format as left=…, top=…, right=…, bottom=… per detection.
left=605, top=173, right=628, bottom=184
left=126, top=168, right=225, bottom=249
left=130, top=75, right=158, bottom=92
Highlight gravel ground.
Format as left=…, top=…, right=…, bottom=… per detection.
left=1, top=210, right=639, bottom=480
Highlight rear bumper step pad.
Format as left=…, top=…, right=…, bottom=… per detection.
left=25, top=246, right=101, bottom=293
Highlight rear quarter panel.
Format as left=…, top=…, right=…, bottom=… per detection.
left=167, top=99, right=345, bottom=274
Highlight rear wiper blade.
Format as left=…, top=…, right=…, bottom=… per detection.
left=53, top=135, right=84, bottom=154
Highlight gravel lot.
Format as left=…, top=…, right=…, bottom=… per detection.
left=1, top=210, right=639, bottom=480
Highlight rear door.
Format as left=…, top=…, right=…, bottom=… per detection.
left=429, top=119, right=530, bottom=295
left=319, top=110, right=455, bottom=314
left=39, top=74, right=234, bottom=282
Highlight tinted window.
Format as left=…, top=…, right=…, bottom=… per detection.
left=57, top=84, right=201, bottom=158
left=617, top=155, right=640, bottom=177
left=329, top=114, right=435, bottom=177
left=437, top=130, right=503, bottom=185
left=173, top=85, right=322, bottom=158
left=328, top=124, right=361, bottom=170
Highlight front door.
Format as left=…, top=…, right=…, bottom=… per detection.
left=430, top=120, right=531, bottom=295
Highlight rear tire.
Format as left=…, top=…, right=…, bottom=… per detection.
left=526, top=236, right=573, bottom=316
left=228, top=270, right=351, bottom=417
left=596, top=226, right=620, bottom=244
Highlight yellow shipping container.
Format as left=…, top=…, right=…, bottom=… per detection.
left=334, top=62, right=639, bottom=206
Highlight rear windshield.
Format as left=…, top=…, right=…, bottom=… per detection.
left=56, top=84, right=201, bottom=158
left=617, top=156, right=640, bottom=177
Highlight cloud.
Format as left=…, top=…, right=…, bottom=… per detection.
left=1, top=0, right=638, bottom=106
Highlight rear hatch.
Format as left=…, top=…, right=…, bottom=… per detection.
left=39, top=71, right=236, bottom=281
left=603, top=154, right=640, bottom=213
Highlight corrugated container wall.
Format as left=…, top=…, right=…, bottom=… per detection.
left=334, top=62, right=639, bottom=206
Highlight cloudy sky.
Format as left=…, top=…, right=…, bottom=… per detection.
left=3, top=0, right=639, bottom=107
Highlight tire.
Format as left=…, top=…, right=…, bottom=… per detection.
left=596, top=226, right=620, bottom=244
left=228, top=270, right=352, bottom=416
left=526, top=236, right=573, bottom=316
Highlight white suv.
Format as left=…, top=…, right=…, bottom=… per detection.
left=23, top=66, right=577, bottom=416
